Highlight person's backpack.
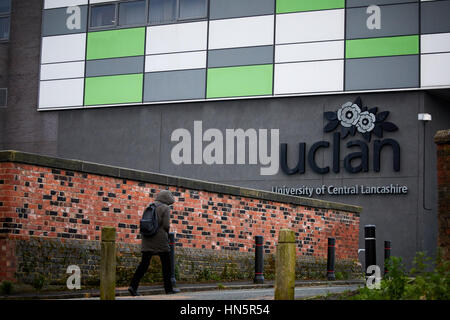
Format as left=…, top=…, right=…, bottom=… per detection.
left=140, top=203, right=159, bottom=237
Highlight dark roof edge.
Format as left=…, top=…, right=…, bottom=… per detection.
left=0, top=150, right=362, bottom=213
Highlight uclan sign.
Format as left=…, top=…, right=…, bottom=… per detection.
left=170, top=98, right=400, bottom=176
left=281, top=97, right=400, bottom=175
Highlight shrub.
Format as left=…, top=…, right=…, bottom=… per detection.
left=0, top=281, right=13, bottom=295
left=350, top=250, right=450, bottom=300
left=32, top=274, right=46, bottom=291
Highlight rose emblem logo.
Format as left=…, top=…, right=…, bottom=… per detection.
left=324, top=97, right=398, bottom=141
left=337, top=102, right=361, bottom=128
left=357, top=111, right=376, bottom=133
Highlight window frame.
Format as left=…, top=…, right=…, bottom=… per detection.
left=148, top=0, right=208, bottom=25
left=89, top=2, right=119, bottom=30
left=118, top=0, right=148, bottom=28
left=87, top=0, right=209, bottom=31
left=177, top=0, right=208, bottom=22
left=0, top=0, right=11, bottom=42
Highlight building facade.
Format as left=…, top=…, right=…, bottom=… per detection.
left=1, top=0, right=450, bottom=267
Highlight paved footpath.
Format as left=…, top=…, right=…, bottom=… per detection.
left=71, top=284, right=361, bottom=300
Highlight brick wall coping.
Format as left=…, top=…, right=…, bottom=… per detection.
left=434, top=129, right=450, bottom=144
left=0, top=150, right=362, bottom=213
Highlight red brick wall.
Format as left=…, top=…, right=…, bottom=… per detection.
left=435, top=129, right=450, bottom=261
left=0, top=161, right=360, bottom=282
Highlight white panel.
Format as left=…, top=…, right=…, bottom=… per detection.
left=421, top=53, right=450, bottom=87
left=39, top=79, right=84, bottom=108
left=421, top=33, right=450, bottom=54
left=146, top=22, right=208, bottom=55
left=44, top=0, right=88, bottom=9
left=41, top=34, right=86, bottom=64
left=40, top=61, right=85, bottom=81
left=276, top=10, right=344, bottom=44
left=208, top=15, right=274, bottom=50
left=145, top=51, right=206, bottom=72
left=274, top=60, right=344, bottom=94
left=275, top=41, right=344, bottom=63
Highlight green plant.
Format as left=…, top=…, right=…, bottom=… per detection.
left=196, top=268, right=220, bottom=282
left=217, top=283, right=226, bottom=290
left=350, top=250, right=450, bottom=300
left=32, top=274, right=46, bottom=291
left=0, top=281, right=13, bottom=295
left=335, top=272, right=344, bottom=280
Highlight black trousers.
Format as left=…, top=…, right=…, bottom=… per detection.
left=130, top=251, right=173, bottom=293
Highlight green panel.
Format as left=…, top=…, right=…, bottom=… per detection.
left=84, top=74, right=143, bottom=106
left=207, top=65, right=273, bottom=98
left=346, top=35, right=419, bottom=59
left=87, top=28, right=145, bottom=60
left=276, top=0, right=345, bottom=14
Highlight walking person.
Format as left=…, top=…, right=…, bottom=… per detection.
left=128, top=190, right=180, bottom=296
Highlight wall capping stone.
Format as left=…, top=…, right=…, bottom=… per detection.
left=434, top=129, right=450, bottom=144
left=0, top=150, right=362, bottom=213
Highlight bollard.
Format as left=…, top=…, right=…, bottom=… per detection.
left=384, top=240, right=391, bottom=277
left=327, top=238, right=336, bottom=281
left=100, top=227, right=116, bottom=300
left=274, top=229, right=296, bottom=300
left=254, top=235, right=264, bottom=284
left=364, top=225, right=376, bottom=280
left=169, top=232, right=177, bottom=288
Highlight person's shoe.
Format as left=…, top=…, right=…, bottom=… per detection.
left=128, top=286, right=140, bottom=296
left=166, top=288, right=181, bottom=294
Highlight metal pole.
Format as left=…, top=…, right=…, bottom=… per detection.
left=364, top=225, right=376, bottom=279
left=327, top=237, right=336, bottom=281
left=384, top=240, right=391, bottom=277
left=100, top=227, right=116, bottom=300
left=254, top=235, right=264, bottom=284
left=169, top=232, right=176, bottom=288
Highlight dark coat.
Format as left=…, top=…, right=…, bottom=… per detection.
left=141, top=190, right=174, bottom=253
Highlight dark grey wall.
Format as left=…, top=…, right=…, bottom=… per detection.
left=1, top=0, right=450, bottom=270
left=0, top=0, right=58, bottom=156
left=54, top=90, right=450, bottom=268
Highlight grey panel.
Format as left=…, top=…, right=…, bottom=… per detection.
left=86, top=56, right=144, bottom=77
left=346, top=0, right=417, bottom=8
left=345, top=55, right=419, bottom=91
left=208, top=46, right=274, bottom=68
left=144, top=69, right=206, bottom=102
left=42, top=6, right=88, bottom=37
left=210, top=0, right=274, bottom=20
left=346, top=3, right=418, bottom=39
left=421, top=0, right=450, bottom=34
left=58, top=106, right=162, bottom=172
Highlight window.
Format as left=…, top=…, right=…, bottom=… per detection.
left=90, top=4, right=116, bottom=28
left=0, top=0, right=10, bottom=41
left=149, top=0, right=207, bottom=25
left=89, top=0, right=209, bottom=29
left=179, top=0, right=207, bottom=20
left=149, top=0, right=176, bottom=25
left=0, top=88, right=7, bottom=107
left=119, top=1, right=146, bottom=26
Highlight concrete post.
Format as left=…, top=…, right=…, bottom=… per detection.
left=100, top=227, right=116, bottom=300
left=274, top=229, right=296, bottom=300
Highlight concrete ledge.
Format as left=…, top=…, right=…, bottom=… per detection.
left=434, top=129, right=450, bottom=144
left=0, top=150, right=362, bottom=213
left=0, top=280, right=365, bottom=300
